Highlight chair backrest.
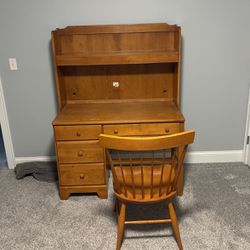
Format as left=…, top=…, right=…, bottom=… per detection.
left=99, top=131, right=195, bottom=202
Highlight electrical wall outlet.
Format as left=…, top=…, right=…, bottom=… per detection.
left=113, top=81, right=119, bottom=88
left=9, top=58, right=18, bottom=70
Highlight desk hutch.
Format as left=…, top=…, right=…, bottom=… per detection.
left=51, top=23, right=185, bottom=200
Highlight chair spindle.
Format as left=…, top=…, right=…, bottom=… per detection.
left=140, top=157, right=145, bottom=199
left=118, top=151, right=128, bottom=197
left=129, top=153, right=136, bottom=199
left=159, top=149, right=166, bottom=197
left=150, top=151, right=155, bottom=198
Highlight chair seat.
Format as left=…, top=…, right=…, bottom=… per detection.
left=113, top=164, right=175, bottom=201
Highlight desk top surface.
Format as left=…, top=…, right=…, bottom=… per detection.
left=53, top=100, right=185, bottom=125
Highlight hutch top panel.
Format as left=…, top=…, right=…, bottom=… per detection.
left=52, top=23, right=181, bottom=66
left=51, top=23, right=182, bottom=117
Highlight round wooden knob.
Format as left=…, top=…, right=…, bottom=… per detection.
left=165, top=128, right=170, bottom=133
left=114, top=129, right=118, bottom=134
left=76, top=131, right=81, bottom=137
left=80, top=174, right=85, bottom=180
left=78, top=150, right=84, bottom=157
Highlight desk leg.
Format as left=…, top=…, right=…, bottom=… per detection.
left=59, top=188, right=70, bottom=200
left=97, top=189, right=108, bottom=199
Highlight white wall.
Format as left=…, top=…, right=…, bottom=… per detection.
left=0, top=0, right=249, bottom=157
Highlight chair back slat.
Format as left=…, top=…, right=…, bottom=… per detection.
left=100, top=131, right=195, bottom=202
left=159, top=150, right=166, bottom=197
left=120, top=167, right=127, bottom=197
left=99, top=131, right=194, bottom=151
left=106, top=150, right=119, bottom=189
left=172, top=145, right=187, bottom=190
left=150, top=166, right=153, bottom=199
left=129, top=153, right=136, bottom=199
left=166, top=149, right=176, bottom=193
left=140, top=158, right=145, bottom=199
left=150, top=151, right=155, bottom=198
left=117, top=151, right=128, bottom=197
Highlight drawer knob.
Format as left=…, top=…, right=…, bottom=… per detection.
left=76, top=131, right=81, bottom=137
left=165, top=128, right=170, bottom=133
left=80, top=174, right=85, bottom=180
left=114, top=129, right=118, bottom=134
left=78, top=150, right=84, bottom=157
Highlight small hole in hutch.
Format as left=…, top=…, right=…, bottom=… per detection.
left=72, top=92, right=77, bottom=96
left=163, top=90, right=167, bottom=93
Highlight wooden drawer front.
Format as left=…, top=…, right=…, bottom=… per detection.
left=103, top=123, right=181, bottom=136
left=54, top=125, right=101, bottom=141
left=57, top=141, right=103, bottom=163
left=59, top=163, right=105, bottom=186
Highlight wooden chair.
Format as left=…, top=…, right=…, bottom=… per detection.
left=99, top=131, right=195, bottom=250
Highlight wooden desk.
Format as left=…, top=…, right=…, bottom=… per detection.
left=51, top=23, right=185, bottom=200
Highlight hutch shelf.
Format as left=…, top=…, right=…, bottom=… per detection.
left=51, top=23, right=185, bottom=200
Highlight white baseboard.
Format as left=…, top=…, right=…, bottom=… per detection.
left=14, top=150, right=243, bottom=168
left=15, top=156, right=56, bottom=166
left=185, top=150, right=243, bottom=164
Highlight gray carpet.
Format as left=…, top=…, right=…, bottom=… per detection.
left=0, top=163, right=250, bottom=250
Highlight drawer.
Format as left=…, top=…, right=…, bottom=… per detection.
left=56, top=141, right=104, bottom=164
left=59, top=163, right=105, bottom=186
left=54, top=125, right=101, bottom=141
left=103, top=123, right=181, bottom=136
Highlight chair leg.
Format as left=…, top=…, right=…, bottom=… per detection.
left=116, top=202, right=126, bottom=250
left=168, top=201, right=183, bottom=250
